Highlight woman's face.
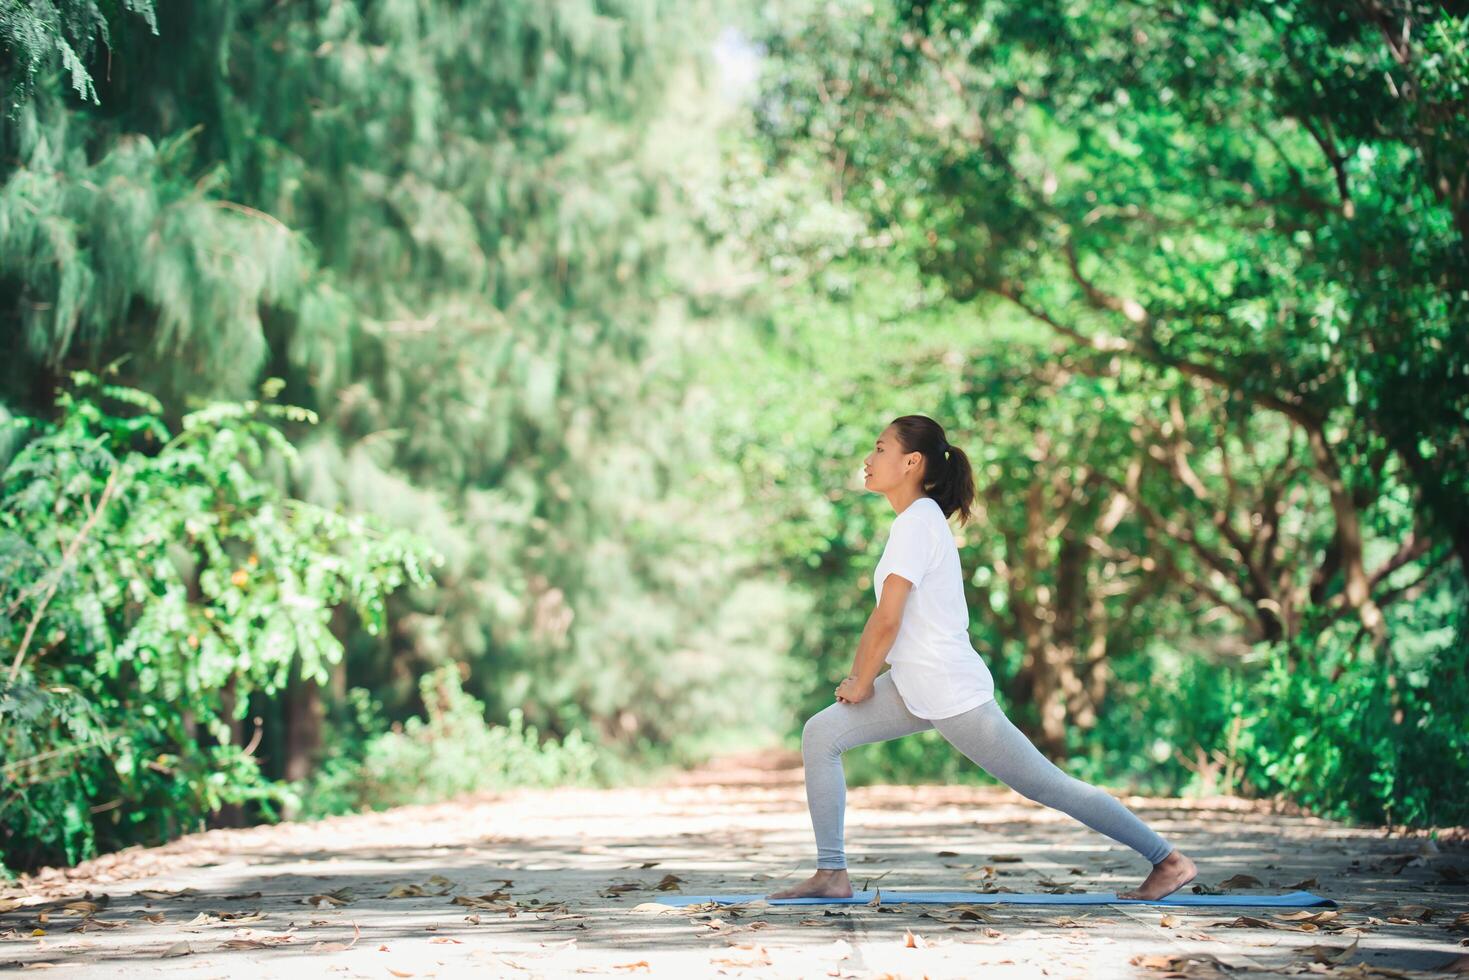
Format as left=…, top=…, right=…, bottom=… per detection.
left=862, top=427, right=915, bottom=492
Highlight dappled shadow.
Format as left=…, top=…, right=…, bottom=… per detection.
left=6, top=821, right=1464, bottom=972
left=2, top=750, right=1464, bottom=974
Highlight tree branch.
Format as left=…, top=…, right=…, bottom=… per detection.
left=9, top=467, right=121, bottom=683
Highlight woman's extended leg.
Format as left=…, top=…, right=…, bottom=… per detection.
left=931, top=698, right=1197, bottom=899
left=768, top=672, right=932, bottom=899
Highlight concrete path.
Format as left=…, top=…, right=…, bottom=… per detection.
left=2, top=749, right=1466, bottom=978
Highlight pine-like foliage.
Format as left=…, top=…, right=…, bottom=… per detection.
left=0, top=0, right=158, bottom=106
left=0, top=0, right=787, bottom=791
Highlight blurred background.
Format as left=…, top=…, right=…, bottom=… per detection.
left=1, top=0, right=1465, bottom=876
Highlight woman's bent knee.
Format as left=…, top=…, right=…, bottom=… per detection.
left=801, top=709, right=843, bottom=758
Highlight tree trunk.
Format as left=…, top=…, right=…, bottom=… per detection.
left=1016, top=476, right=1072, bottom=756
left=284, top=660, right=322, bottom=787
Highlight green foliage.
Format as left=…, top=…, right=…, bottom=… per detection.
left=3, top=0, right=1465, bottom=877
left=297, top=665, right=605, bottom=817
left=825, top=583, right=1469, bottom=826
left=0, top=374, right=438, bottom=874
left=1222, top=590, right=1469, bottom=827
left=1226, top=654, right=1428, bottom=827
left=727, top=0, right=1468, bottom=827
left=0, top=0, right=158, bottom=107
left=755, top=0, right=1469, bottom=579
left=1053, top=576, right=1469, bottom=826
left=0, top=0, right=785, bottom=778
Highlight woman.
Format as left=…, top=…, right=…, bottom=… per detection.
left=768, top=416, right=1198, bottom=902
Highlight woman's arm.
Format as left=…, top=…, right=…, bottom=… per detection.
left=837, top=573, right=914, bottom=701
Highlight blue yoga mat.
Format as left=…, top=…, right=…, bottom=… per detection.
left=656, top=889, right=1337, bottom=908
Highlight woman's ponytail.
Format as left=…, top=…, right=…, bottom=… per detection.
left=890, top=415, right=976, bottom=527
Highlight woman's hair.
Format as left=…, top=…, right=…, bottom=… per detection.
left=889, top=415, right=976, bottom=527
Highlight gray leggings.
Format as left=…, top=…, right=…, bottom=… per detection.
left=802, top=671, right=1174, bottom=869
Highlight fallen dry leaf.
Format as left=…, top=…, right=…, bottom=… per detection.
left=711, top=944, right=771, bottom=968
left=61, top=900, right=103, bottom=916
left=451, top=895, right=516, bottom=913
left=1365, top=854, right=1422, bottom=875
left=918, top=905, right=995, bottom=924
left=1130, top=950, right=1233, bottom=976
left=602, top=882, right=642, bottom=896
left=302, top=893, right=350, bottom=909
left=65, top=917, right=127, bottom=933
left=1276, top=910, right=1340, bottom=930
left=1297, top=938, right=1359, bottom=964
left=161, top=940, right=193, bottom=957
left=630, top=902, right=678, bottom=913
left=1217, top=874, right=1263, bottom=890
left=221, top=932, right=295, bottom=949
left=903, top=929, right=927, bottom=949
left=1210, top=915, right=1313, bottom=931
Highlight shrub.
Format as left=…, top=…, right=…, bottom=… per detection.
left=296, top=664, right=608, bottom=815
left=0, top=374, right=437, bottom=875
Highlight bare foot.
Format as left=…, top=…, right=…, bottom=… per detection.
left=766, top=868, right=854, bottom=900
left=1117, top=849, right=1198, bottom=901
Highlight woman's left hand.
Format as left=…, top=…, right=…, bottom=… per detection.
left=835, top=675, right=874, bottom=704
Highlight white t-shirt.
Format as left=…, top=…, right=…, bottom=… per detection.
left=874, top=495, right=995, bottom=719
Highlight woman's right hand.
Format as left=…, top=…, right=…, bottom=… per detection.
left=835, top=674, right=873, bottom=704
